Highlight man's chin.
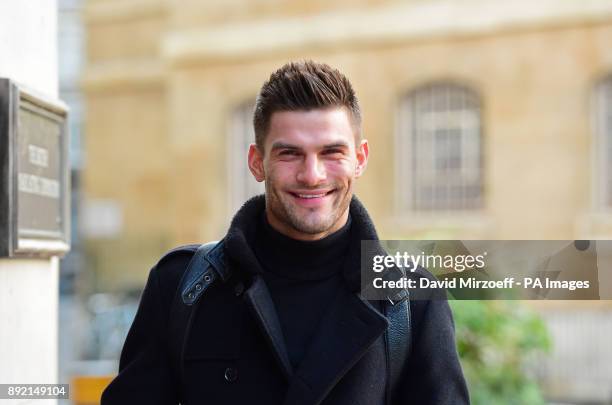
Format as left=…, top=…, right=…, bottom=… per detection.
left=289, top=214, right=338, bottom=235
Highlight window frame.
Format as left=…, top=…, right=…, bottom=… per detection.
left=395, top=81, right=484, bottom=214
left=227, top=100, right=264, bottom=216
left=594, top=76, right=612, bottom=211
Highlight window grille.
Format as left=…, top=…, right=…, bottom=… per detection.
left=396, top=83, right=483, bottom=212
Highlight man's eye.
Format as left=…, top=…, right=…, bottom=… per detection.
left=279, top=150, right=299, bottom=156
left=323, top=149, right=344, bottom=155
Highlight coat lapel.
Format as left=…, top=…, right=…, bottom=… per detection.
left=243, top=275, right=294, bottom=380
left=282, top=287, right=388, bottom=405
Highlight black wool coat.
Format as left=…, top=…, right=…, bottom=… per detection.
left=101, top=196, right=470, bottom=405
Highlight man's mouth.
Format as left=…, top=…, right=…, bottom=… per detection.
left=288, top=189, right=335, bottom=205
left=289, top=190, right=334, bottom=198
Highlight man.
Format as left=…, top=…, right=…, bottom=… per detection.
left=101, top=61, right=469, bottom=405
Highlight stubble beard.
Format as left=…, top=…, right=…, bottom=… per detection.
left=265, top=177, right=352, bottom=236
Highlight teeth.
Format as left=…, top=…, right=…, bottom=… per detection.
left=297, top=193, right=326, bottom=199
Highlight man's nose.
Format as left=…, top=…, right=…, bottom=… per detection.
left=296, top=155, right=326, bottom=186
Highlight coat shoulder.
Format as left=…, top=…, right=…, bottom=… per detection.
left=158, top=244, right=200, bottom=262
left=150, top=244, right=200, bottom=310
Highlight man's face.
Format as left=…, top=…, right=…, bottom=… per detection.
left=248, top=107, right=369, bottom=241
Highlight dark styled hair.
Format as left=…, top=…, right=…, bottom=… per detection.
left=253, top=60, right=362, bottom=150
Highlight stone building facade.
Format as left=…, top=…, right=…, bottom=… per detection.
left=82, top=1, right=612, bottom=401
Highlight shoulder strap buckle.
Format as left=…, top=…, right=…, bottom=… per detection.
left=180, top=240, right=227, bottom=305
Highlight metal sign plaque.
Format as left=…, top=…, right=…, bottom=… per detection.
left=0, top=78, right=70, bottom=257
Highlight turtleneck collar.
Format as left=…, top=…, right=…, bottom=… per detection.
left=254, top=211, right=352, bottom=281
left=223, top=194, right=383, bottom=291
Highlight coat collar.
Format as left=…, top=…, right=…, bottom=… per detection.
left=224, top=194, right=385, bottom=291
left=224, top=194, right=389, bottom=405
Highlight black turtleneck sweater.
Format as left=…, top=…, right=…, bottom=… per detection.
left=254, top=212, right=352, bottom=370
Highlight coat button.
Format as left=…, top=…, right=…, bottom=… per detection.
left=224, top=367, right=238, bottom=382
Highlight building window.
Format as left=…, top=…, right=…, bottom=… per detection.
left=596, top=76, right=612, bottom=208
left=228, top=101, right=264, bottom=214
left=396, top=83, right=483, bottom=212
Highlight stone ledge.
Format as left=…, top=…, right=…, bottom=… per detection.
left=161, top=0, right=612, bottom=65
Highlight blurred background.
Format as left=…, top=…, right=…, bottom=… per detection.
left=54, top=0, right=612, bottom=403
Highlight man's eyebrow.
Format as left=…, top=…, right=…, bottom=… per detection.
left=270, top=142, right=301, bottom=151
left=322, top=142, right=350, bottom=149
left=269, top=141, right=350, bottom=151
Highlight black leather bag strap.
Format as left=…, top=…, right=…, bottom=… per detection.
left=180, top=240, right=228, bottom=305
left=168, top=240, right=229, bottom=401
left=384, top=286, right=412, bottom=405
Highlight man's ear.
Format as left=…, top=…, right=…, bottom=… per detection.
left=248, top=143, right=265, bottom=182
left=354, top=139, right=369, bottom=178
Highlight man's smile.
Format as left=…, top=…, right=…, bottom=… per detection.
left=288, top=189, right=336, bottom=206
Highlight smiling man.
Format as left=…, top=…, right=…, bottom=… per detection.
left=102, top=61, right=469, bottom=405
